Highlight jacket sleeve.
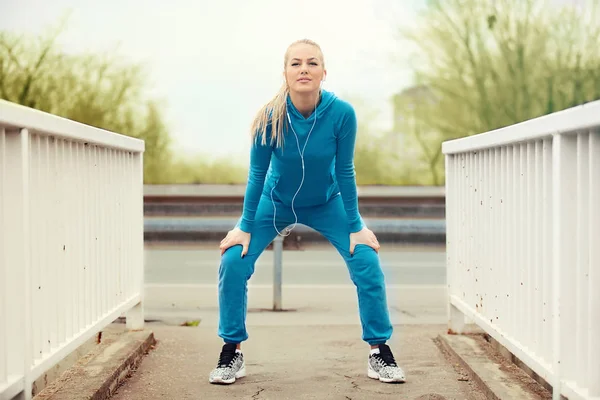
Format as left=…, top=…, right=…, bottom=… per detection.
left=335, top=104, right=364, bottom=233
left=238, top=134, right=273, bottom=233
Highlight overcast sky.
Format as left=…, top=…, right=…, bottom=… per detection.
left=1, top=0, right=425, bottom=162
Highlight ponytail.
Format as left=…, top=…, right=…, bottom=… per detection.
left=250, top=82, right=289, bottom=148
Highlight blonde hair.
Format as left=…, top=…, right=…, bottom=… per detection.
left=250, top=39, right=325, bottom=148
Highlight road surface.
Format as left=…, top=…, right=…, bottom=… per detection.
left=144, top=245, right=446, bottom=286
left=142, top=244, right=450, bottom=325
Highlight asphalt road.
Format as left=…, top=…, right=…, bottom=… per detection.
left=142, top=244, right=449, bottom=325
left=144, top=245, right=447, bottom=286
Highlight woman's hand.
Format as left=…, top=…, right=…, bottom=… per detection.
left=220, top=227, right=251, bottom=257
left=349, top=227, right=380, bottom=255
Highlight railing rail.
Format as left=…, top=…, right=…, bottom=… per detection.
left=0, top=100, right=145, bottom=400
left=443, top=100, right=600, bottom=400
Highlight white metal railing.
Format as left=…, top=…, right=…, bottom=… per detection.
left=443, top=100, right=600, bottom=400
left=0, top=100, right=145, bottom=400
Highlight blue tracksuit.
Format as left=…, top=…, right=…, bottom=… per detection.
left=218, top=90, right=393, bottom=345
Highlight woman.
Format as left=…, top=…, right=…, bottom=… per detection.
left=209, top=39, right=405, bottom=385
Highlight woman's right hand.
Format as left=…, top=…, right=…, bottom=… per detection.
left=219, top=227, right=251, bottom=257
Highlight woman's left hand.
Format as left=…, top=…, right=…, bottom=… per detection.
left=349, top=227, right=380, bottom=255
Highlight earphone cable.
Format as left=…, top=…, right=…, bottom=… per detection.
left=271, top=89, right=320, bottom=236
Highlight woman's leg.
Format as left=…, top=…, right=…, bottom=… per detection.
left=298, top=195, right=393, bottom=345
left=299, top=195, right=405, bottom=383
left=218, top=194, right=293, bottom=344
left=210, top=194, right=294, bottom=384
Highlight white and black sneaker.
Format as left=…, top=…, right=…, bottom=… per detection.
left=367, top=343, right=406, bottom=383
left=208, top=343, right=246, bottom=384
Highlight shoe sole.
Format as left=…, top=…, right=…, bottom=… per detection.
left=209, top=366, right=246, bottom=385
left=367, top=365, right=406, bottom=383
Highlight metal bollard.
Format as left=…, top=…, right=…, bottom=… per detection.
left=273, top=235, right=284, bottom=311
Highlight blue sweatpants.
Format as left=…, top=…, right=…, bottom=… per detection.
left=217, top=193, right=393, bottom=345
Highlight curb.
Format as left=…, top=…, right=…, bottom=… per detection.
left=437, top=334, right=551, bottom=400
left=35, top=328, right=156, bottom=400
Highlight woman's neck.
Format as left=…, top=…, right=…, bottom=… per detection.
left=289, top=90, right=321, bottom=118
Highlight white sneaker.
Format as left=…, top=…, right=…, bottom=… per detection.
left=367, top=344, right=406, bottom=383
left=209, top=343, right=246, bottom=384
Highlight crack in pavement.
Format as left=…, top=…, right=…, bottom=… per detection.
left=336, top=373, right=393, bottom=395
left=252, top=387, right=265, bottom=399
left=340, top=374, right=360, bottom=390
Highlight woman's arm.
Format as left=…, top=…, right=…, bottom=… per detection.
left=335, top=104, right=364, bottom=233
left=238, top=136, right=273, bottom=233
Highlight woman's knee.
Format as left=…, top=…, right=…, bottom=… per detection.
left=220, top=245, right=254, bottom=280
left=351, top=244, right=380, bottom=264
left=348, top=245, right=385, bottom=284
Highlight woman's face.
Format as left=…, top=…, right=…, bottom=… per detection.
left=284, top=43, right=326, bottom=94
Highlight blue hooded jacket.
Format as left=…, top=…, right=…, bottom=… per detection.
left=239, top=89, right=363, bottom=234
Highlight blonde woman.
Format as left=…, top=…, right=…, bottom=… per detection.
left=209, top=39, right=405, bottom=385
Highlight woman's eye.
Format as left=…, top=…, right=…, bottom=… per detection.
left=290, top=62, right=318, bottom=66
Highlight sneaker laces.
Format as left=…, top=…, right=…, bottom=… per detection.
left=377, top=344, right=397, bottom=367
left=217, top=344, right=238, bottom=368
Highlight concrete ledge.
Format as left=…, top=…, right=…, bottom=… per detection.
left=483, top=335, right=568, bottom=400
left=437, top=333, right=551, bottom=400
left=34, top=327, right=156, bottom=400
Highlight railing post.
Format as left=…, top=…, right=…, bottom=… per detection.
left=588, top=131, right=600, bottom=397
left=445, top=154, right=466, bottom=333
left=273, top=235, right=283, bottom=311
left=126, top=152, right=145, bottom=331
left=552, top=133, right=578, bottom=400
left=4, top=128, right=32, bottom=399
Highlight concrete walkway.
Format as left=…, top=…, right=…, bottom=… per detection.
left=111, top=324, right=486, bottom=400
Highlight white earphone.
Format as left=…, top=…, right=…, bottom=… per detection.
left=271, top=81, right=323, bottom=236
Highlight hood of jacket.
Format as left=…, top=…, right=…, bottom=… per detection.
left=285, top=89, right=337, bottom=121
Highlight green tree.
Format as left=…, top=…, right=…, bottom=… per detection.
left=0, top=18, right=249, bottom=185
left=0, top=23, right=174, bottom=183
left=395, top=0, right=600, bottom=183
left=392, top=85, right=445, bottom=185
left=163, top=154, right=247, bottom=184
left=348, top=96, right=415, bottom=185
